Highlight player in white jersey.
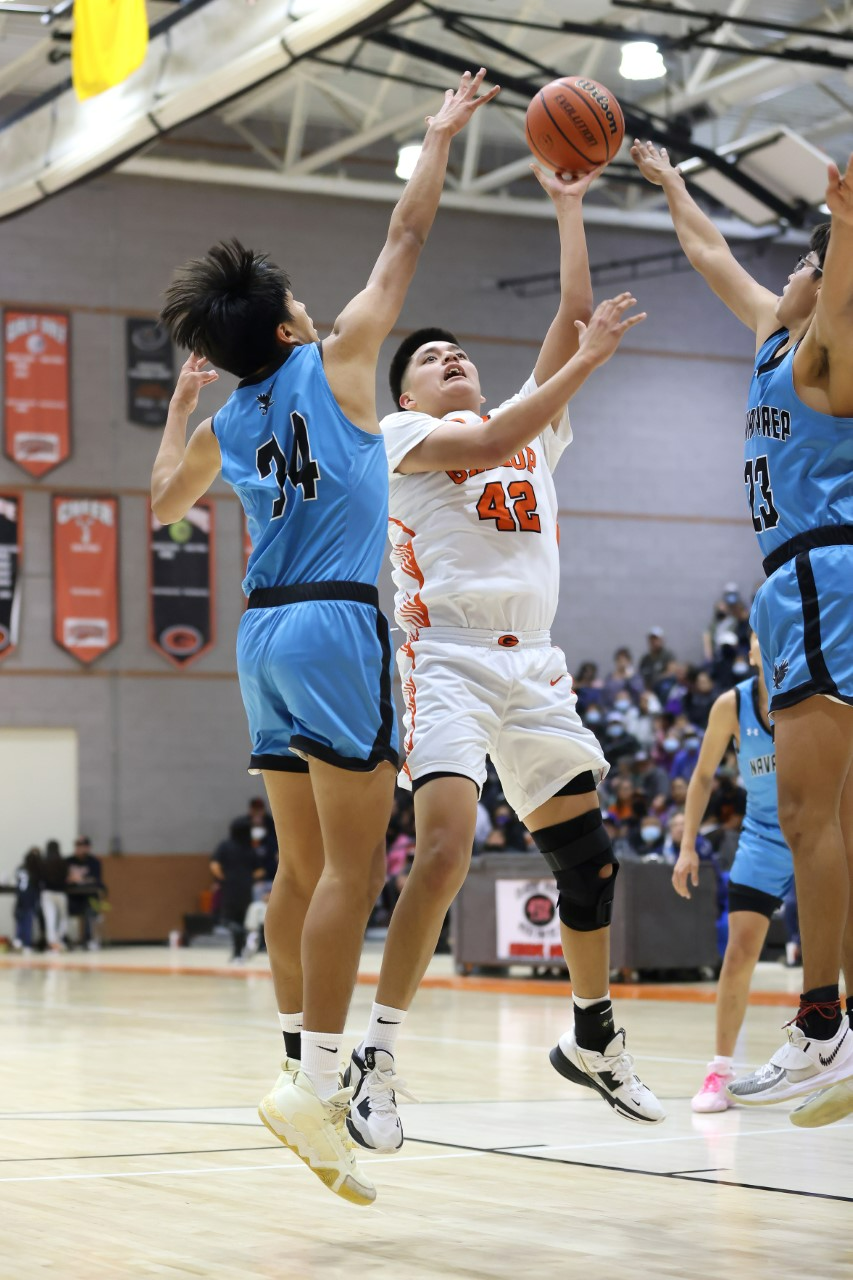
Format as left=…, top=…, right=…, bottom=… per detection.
left=344, top=167, right=665, bottom=1153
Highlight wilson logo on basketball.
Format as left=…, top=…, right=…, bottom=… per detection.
left=160, top=625, right=203, bottom=657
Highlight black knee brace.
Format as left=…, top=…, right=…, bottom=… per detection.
left=532, top=810, right=618, bottom=932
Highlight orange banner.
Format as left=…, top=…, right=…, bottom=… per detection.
left=4, top=310, right=71, bottom=478
left=53, top=496, right=120, bottom=664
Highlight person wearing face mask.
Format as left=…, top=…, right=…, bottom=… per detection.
left=602, top=712, right=641, bottom=767
left=669, top=731, right=703, bottom=783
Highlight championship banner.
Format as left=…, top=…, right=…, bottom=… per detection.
left=4, top=310, right=71, bottom=477
left=52, top=495, right=120, bottom=665
left=495, top=878, right=563, bottom=962
left=126, top=318, right=174, bottom=427
left=149, top=500, right=216, bottom=667
left=0, top=493, right=22, bottom=661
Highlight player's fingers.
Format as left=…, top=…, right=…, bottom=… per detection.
left=691, top=866, right=700, bottom=887
left=622, top=312, right=647, bottom=328
left=574, top=319, right=587, bottom=337
left=613, top=293, right=638, bottom=312
left=477, top=84, right=501, bottom=104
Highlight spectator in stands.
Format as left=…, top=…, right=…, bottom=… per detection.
left=582, top=701, right=604, bottom=732
left=65, top=837, right=106, bottom=950
left=603, top=647, right=643, bottom=705
left=573, top=661, right=603, bottom=716
left=210, top=819, right=259, bottom=962
left=710, top=631, right=742, bottom=690
left=705, top=772, right=747, bottom=830
left=624, top=689, right=660, bottom=749
left=667, top=775, right=689, bottom=814
left=683, top=668, right=716, bottom=730
left=639, top=627, right=675, bottom=690
left=632, top=751, right=670, bottom=809
left=610, top=776, right=640, bottom=823
left=662, top=810, right=711, bottom=867
left=40, top=839, right=69, bottom=952
left=488, top=802, right=527, bottom=850
left=670, top=729, right=703, bottom=783
left=630, top=813, right=666, bottom=858
left=12, top=847, right=42, bottom=954
left=656, top=661, right=689, bottom=715
left=602, top=711, right=641, bottom=766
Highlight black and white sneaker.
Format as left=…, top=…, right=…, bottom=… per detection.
left=343, top=1046, right=414, bottom=1153
left=550, top=1027, right=665, bottom=1124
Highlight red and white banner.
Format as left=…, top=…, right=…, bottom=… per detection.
left=495, top=878, right=563, bottom=962
left=0, top=492, right=23, bottom=661
left=4, top=310, right=71, bottom=477
left=52, top=495, right=120, bottom=664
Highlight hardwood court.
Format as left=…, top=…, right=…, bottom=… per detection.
left=0, top=948, right=849, bottom=1280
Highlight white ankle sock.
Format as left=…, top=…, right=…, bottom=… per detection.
left=362, top=1001, right=407, bottom=1057
left=278, top=1012, right=303, bottom=1035
left=573, top=991, right=611, bottom=1010
left=711, top=1055, right=734, bottom=1072
left=300, top=1031, right=343, bottom=1101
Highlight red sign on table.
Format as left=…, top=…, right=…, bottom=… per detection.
left=4, top=310, right=71, bottom=478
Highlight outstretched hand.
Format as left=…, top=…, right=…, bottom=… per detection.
left=629, top=138, right=680, bottom=187
left=171, top=353, right=219, bottom=415
left=824, top=152, right=853, bottom=226
left=530, top=163, right=606, bottom=202
left=575, top=292, right=646, bottom=365
left=426, top=67, right=500, bottom=137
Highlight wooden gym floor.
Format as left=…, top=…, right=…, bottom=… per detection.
left=0, top=945, right=849, bottom=1280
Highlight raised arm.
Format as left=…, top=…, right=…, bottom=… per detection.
left=530, top=167, right=600, bottom=388
left=325, top=69, right=499, bottom=365
left=151, top=354, right=221, bottom=524
left=630, top=140, right=780, bottom=346
left=803, top=152, right=853, bottom=415
left=397, top=294, right=645, bottom=473
left=672, top=690, right=738, bottom=900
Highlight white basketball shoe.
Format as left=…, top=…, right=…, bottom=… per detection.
left=727, top=1018, right=853, bottom=1106
left=790, top=1076, right=853, bottom=1128
left=259, top=1070, right=376, bottom=1206
left=343, top=1046, right=414, bottom=1153
left=550, top=1027, right=665, bottom=1124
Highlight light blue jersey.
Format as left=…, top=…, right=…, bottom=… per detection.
left=214, top=342, right=389, bottom=595
left=729, top=676, right=793, bottom=908
left=746, top=330, right=853, bottom=710
left=745, top=329, right=853, bottom=561
left=213, top=341, right=398, bottom=773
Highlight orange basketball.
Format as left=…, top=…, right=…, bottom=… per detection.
left=525, top=76, right=625, bottom=174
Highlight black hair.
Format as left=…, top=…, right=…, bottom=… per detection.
left=388, top=327, right=460, bottom=408
left=160, top=238, right=293, bottom=379
left=809, top=221, right=830, bottom=275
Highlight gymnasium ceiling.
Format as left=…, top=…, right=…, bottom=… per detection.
left=0, top=0, right=850, bottom=234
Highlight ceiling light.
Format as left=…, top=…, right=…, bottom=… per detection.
left=619, top=41, right=666, bottom=81
left=396, top=142, right=422, bottom=181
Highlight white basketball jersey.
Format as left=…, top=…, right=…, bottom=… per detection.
left=381, top=374, right=571, bottom=633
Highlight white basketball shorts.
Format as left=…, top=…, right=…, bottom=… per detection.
left=396, top=626, right=609, bottom=821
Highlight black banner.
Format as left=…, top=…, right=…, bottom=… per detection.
left=126, top=318, right=174, bottom=427
left=0, top=492, right=22, bottom=661
left=149, top=500, right=215, bottom=667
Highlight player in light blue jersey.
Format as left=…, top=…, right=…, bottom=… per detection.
left=632, top=141, right=853, bottom=1125
left=673, top=635, right=792, bottom=1112
left=151, top=68, right=500, bottom=1204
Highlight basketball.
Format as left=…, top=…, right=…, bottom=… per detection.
left=525, top=76, right=625, bottom=174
